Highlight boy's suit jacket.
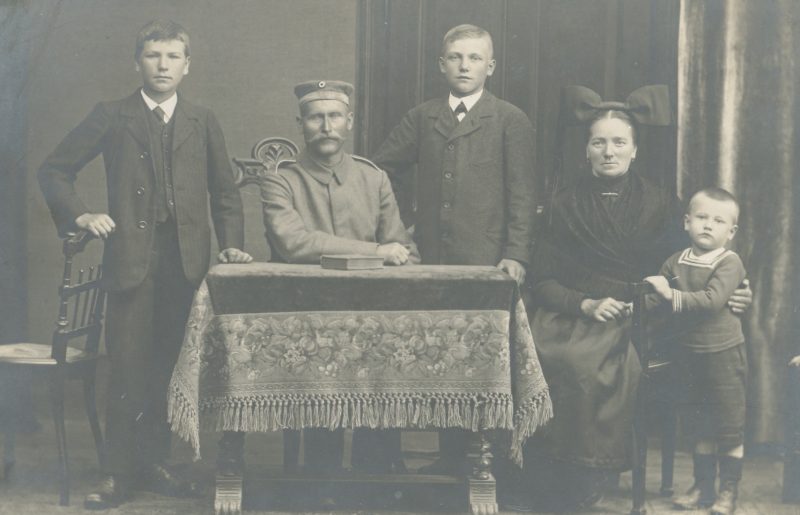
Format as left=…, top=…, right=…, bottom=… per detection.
left=38, top=91, right=244, bottom=292
left=373, top=90, right=535, bottom=267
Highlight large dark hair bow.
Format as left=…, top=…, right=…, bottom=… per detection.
left=562, top=85, right=671, bottom=126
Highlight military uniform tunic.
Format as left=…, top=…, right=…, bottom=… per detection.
left=261, top=149, right=419, bottom=263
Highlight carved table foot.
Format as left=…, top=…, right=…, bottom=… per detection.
left=214, top=472, right=243, bottom=515
left=215, top=432, right=245, bottom=515
left=468, top=431, right=498, bottom=515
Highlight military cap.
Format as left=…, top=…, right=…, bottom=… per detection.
left=294, top=80, right=354, bottom=107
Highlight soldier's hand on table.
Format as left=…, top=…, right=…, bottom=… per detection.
left=728, top=278, right=752, bottom=314
left=497, top=258, right=526, bottom=285
left=218, top=248, right=253, bottom=264
left=75, top=213, right=115, bottom=239
left=376, top=242, right=410, bottom=265
left=581, top=297, right=631, bottom=323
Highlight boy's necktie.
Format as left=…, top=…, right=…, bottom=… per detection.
left=153, top=106, right=167, bottom=125
left=454, top=102, right=467, bottom=122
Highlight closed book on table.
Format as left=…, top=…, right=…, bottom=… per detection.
left=320, top=254, right=384, bottom=270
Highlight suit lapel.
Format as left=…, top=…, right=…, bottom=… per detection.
left=431, top=91, right=496, bottom=142
left=172, top=99, right=197, bottom=152
left=446, top=91, right=495, bottom=142
left=432, top=99, right=457, bottom=139
left=120, top=92, right=150, bottom=150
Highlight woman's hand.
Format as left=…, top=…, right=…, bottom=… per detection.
left=728, top=278, right=753, bottom=314
left=580, top=297, right=632, bottom=323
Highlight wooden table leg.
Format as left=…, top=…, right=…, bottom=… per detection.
left=468, top=431, right=498, bottom=515
left=215, top=433, right=245, bottom=515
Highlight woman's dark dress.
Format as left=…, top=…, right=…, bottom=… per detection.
left=529, top=171, right=680, bottom=470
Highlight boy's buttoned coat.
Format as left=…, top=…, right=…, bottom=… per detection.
left=38, top=91, right=244, bottom=292
left=373, top=91, right=535, bottom=266
left=38, top=90, right=244, bottom=477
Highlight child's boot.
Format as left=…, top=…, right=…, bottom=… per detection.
left=672, top=453, right=716, bottom=509
left=710, top=456, right=742, bottom=515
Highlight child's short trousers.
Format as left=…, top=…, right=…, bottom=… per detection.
left=677, top=343, right=747, bottom=448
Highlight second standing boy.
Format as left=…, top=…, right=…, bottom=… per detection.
left=373, top=24, right=536, bottom=474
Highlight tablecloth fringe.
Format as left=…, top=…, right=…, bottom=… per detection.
left=167, top=379, right=201, bottom=460
left=201, top=392, right=514, bottom=433
left=170, top=387, right=552, bottom=466
left=509, top=389, right=553, bottom=466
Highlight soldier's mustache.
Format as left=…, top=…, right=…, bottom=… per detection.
left=310, top=133, right=342, bottom=143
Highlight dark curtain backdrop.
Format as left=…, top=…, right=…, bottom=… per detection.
left=678, top=0, right=800, bottom=445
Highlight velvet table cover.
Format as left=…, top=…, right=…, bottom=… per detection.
left=168, top=263, right=551, bottom=465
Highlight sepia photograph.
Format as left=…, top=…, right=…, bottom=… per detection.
left=0, top=1, right=798, bottom=513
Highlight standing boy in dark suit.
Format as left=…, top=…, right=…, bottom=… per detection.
left=373, top=24, right=536, bottom=476
left=38, top=20, right=252, bottom=509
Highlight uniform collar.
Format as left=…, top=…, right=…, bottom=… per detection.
left=140, top=89, right=178, bottom=122
left=297, top=149, right=352, bottom=185
left=448, top=89, right=484, bottom=113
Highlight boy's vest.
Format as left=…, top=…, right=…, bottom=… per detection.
left=144, top=106, right=176, bottom=222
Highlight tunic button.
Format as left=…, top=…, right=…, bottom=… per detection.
left=136, top=186, right=145, bottom=195
left=443, top=202, right=451, bottom=209
left=444, top=172, right=453, bottom=179
left=139, top=152, right=148, bottom=159
left=168, top=199, right=175, bottom=206
left=137, top=221, right=148, bottom=229
left=447, top=144, right=455, bottom=151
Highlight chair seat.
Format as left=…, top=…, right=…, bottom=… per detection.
left=0, top=343, right=92, bottom=365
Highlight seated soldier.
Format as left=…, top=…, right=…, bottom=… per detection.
left=219, top=81, right=418, bottom=504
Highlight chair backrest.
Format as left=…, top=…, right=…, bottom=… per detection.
left=232, top=137, right=299, bottom=262
left=51, top=231, right=105, bottom=364
left=232, top=136, right=299, bottom=188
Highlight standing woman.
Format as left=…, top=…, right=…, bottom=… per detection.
left=523, top=86, right=750, bottom=510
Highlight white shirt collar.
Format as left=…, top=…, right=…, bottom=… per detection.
left=688, top=246, right=727, bottom=263
left=448, top=89, right=484, bottom=113
left=140, top=89, right=178, bottom=123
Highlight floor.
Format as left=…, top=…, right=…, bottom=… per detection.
left=1, top=365, right=798, bottom=514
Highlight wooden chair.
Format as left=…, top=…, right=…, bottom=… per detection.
left=630, top=281, right=678, bottom=515
left=0, top=231, right=105, bottom=506
left=231, top=137, right=303, bottom=475
left=232, top=136, right=300, bottom=188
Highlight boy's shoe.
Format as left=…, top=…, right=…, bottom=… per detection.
left=710, top=455, right=742, bottom=515
left=673, top=483, right=716, bottom=509
left=84, top=475, right=129, bottom=510
left=672, top=453, right=716, bottom=509
left=710, top=488, right=738, bottom=515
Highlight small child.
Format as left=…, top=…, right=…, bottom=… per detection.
left=645, top=187, right=747, bottom=515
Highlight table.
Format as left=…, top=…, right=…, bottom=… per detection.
left=168, top=263, right=551, bottom=514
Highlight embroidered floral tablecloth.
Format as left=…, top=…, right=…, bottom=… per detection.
left=168, top=263, right=550, bottom=465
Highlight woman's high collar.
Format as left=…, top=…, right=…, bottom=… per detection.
left=587, top=170, right=632, bottom=195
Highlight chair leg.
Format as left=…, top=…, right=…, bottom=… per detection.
left=49, top=371, right=69, bottom=506
left=83, top=372, right=104, bottom=469
left=3, top=431, right=15, bottom=479
left=660, top=399, right=677, bottom=496
left=631, top=381, right=648, bottom=515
